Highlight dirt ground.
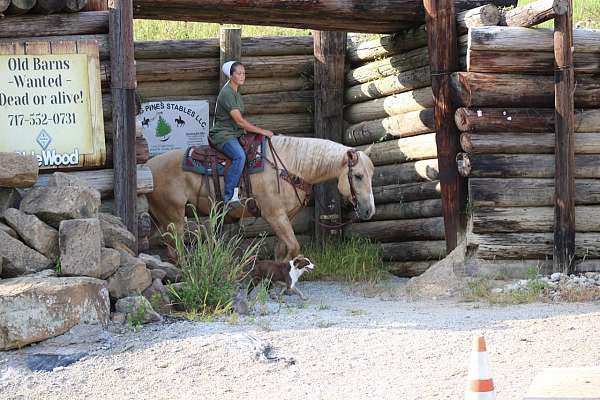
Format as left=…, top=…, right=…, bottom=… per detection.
left=1, top=279, right=600, bottom=400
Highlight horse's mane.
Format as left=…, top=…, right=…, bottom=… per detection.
left=270, top=135, right=350, bottom=182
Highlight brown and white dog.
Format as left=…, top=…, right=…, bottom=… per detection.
left=247, top=255, right=315, bottom=300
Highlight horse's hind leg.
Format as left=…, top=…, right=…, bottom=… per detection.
left=261, top=211, right=300, bottom=261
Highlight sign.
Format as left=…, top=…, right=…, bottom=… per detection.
left=0, top=40, right=105, bottom=169
left=139, top=100, right=210, bottom=157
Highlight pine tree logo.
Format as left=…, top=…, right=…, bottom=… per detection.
left=155, top=115, right=172, bottom=142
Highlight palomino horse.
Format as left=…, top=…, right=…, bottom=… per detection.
left=146, top=135, right=376, bottom=261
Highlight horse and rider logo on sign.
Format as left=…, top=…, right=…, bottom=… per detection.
left=138, top=100, right=209, bottom=157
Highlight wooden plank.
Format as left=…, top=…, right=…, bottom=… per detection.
left=380, top=240, right=446, bottom=261
left=467, top=50, right=600, bottom=74
left=344, top=217, right=445, bottom=242
left=373, top=181, right=441, bottom=204
left=460, top=132, right=600, bottom=154
left=110, top=0, right=137, bottom=250
left=372, top=159, right=439, bottom=187
left=553, top=0, right=575, bottom=272
left=425, top=0, right=465, bottom=252
left=314, top=30, right=345, bottom=239
left=344, top=86, right=433, bottom=123
left=524, top=367, right=600, bottom=399
left=34, top=165, right=153, bottom=199
left=501, top=0, right=568, bottom=27
left=357, top=133, right=438, bottom=166
left=0, top=35, right=110, bottom=60
left=219, top=27, right=240, bottom=88
left=0, top=11, right=109, bottom=38
left=345, top=199, right=443, bottom=221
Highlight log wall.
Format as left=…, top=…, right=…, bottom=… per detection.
left=457, top=25, right=600, bottom=274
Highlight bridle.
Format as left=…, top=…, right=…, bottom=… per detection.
left=345, top=149, right=360, bottom=215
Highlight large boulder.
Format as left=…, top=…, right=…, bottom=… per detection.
left=115, top=296, right=162, bottom=324
left=0, top=222, right=17, bottom=239
left=138, top=253, right=182, bottom=283
left=107, top=252, right=152, bottom=299
left=0, top=276, right=110, bottom=350
left=0, top=153, right=38, bottom=188
left=0, top=230, right=52, bottom=278
left=20, top=185, right=100, bottom=228
left=99, top=248, right=120, bottom=280
left=59, top=219, right=103, bottom=278
left=0, top=188, right=21, bottom=219
left=4, top=208, right=59, bottom=260
left=99, top=212, right=136, bottom=253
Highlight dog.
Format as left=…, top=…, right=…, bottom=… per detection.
left=247, top=255, right=315, bottom=300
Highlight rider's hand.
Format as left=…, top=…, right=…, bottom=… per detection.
left=262, top=130, right=274, bottom=138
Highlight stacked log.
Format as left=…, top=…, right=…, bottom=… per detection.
left=342, top=8, right=502, bottom=276
left=458, top=25, right=600, bottom=268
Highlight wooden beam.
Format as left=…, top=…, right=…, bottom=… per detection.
left=424, top=0, right=466, bottom=253
left=219, top=27, right=241, bottom=88
left=0, top=11, right=109, bottom=38
left=502, top=0, right=568, bottom=27
left=553, top=0, right=574, bottom=273
left=110, top=0, right=137, bottom=252
left=313, top=30, right=345, bottom=240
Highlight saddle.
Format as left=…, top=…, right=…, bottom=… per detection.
left=182, top=134, right=265, bottom=217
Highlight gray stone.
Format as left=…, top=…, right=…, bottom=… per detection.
left=47, top=172, right=94, bottom=190
left=26, top=352, right=88, bottom=372
left=0, top=188, right=21, bottom=219
left=0, top=229, right=52, bottom=278
left=115, top=296, right=162, bottom=324
left=0, top=221, right=17, bottom=239
left=59, top=219, right=103, bottom=278
left=107, top=262, right=152, bottom=299
left=20, top=186, right=100, bottom=228
left=138, top=253, right=181, bottom=283
left=0, top=276, right=110, bottom=350
left=99, top=248, right=120, bottom=280
left=111, top=312, right=127, bottom=325
left=4, top=208, right=59, bottom=260
left=99, top=212, right=136, bottom=253
left=0, top=153, right=38, bottom=188
left=142, top=278, right=172, bottom=314
left=150, top=268, right=167, bottom=281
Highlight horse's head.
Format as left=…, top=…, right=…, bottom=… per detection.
left=337, top=150, right=375, bottom=220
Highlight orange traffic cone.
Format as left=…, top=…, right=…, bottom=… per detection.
left=465, top=335, right=496, bottom=400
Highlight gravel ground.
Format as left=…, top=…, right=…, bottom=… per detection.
left=1, top=280, right=600, bottom=400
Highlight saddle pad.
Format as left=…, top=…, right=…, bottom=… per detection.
left=181, top=135, right=266, bottom=176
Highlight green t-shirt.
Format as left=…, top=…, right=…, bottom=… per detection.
left=209, top=83, right=245, bottom=147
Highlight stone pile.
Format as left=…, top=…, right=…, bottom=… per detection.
left=0, top=153, right=179, bottom=350
left=492, top=272, right=600, bottom=302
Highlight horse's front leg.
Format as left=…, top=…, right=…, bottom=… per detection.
left=261, top=210, right=300, bottom=261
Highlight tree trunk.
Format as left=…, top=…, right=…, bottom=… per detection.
left=33, top=165, right=153, bottom=199
left=344, top=67, right=431, bottom=105
left=451, top=72, right=599, bottom=108
left=344, top=86, right=433, bottom=123
left=357, top=132, right=438, bottom=165
left=344, top=217, right=445, bottom=242
left=0, top=11, right=109, bottom=36
left=458, top=4, right=500, bottom=31
left=373, top=180, right=441, bottom=204
left=105, top=136, right=150, bottom=167
left=472, top=206, right=600, bottom=233
left=467, top=50, right=600, bottom=74
left=501, top=0, right=568, bottom=27
left=372, top=158, right=439, bottom=187
left=455, top=108, right=600, bottom=133
left=345, top=109, right=435, bottom=146
left=380, top=240, right=447, bottom=261
left=460, top=132, right=600, bottom=154
left=469, top=232, right=600, bottom=259
left=468, top=26, right=600, bottom=53
left=469, top=177, right=600, bottom=207
left=345, top=199, right=442, bottom=221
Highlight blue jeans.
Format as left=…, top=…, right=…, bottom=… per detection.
left=221, top=138, right=246, bottom=202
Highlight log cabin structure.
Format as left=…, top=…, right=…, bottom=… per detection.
left=2, top=0, right=592, bottom=277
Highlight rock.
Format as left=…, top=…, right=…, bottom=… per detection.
left=20, top=186, right=100, bottom=228
left=0, top=153, right=38, bottom=188
left=115, top=296, right=162, bottom=324
left=233, top=290, right=250, bottom=315
left=143, top=279, right=173, bottom=314
left=4, top=208, right=59, bottom=260
left=59, top=219, right=103, bottom=278
left=107, top=262, right=152, bottom=299
left=138, top=253, right=181, bottom=283
left=0, top=188, right=21, bottom=219
left=99, top=248, right=120, bottom=279
left=150, top=268, right=166, bottom=281
left=0, top=229, right=52, bottom=278
left=47, top=172, right=94, bottom=190
left=26, top=352, right=88, bottom=372
left=0, top=276, right=109, bottom=350
left=111, top=312, right=127, bottom=324
left=99, top=213, right=136, bottom=253
left=0, top=222, right=17, bottom=238
left=33, top=269, right=56, bottom=278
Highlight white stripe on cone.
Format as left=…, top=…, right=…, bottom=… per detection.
left=466, top=392, right=496, bottom=400
left=468, top=351, right=493, bottom=380
left=465, top=336, right=496, bottom=400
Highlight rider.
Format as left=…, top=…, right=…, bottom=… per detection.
left=209, top=60, right=274, bottom=207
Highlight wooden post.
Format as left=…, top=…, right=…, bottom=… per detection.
left=85, top=0, right=107, bottom=10
left=109, top=0, right=137, bottom=252
left=219, top=27, right=241, bottom=88
left=424, top=0, right=467, bottom=253
left=553, top=0, right=574, bottom=273
left=313, top=31, right=346, bottom=241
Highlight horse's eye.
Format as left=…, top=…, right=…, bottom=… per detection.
left=354, top=174, right=363, bottom=181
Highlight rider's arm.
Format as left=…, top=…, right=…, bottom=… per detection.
left=230, top=109, right=274, bottom=138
